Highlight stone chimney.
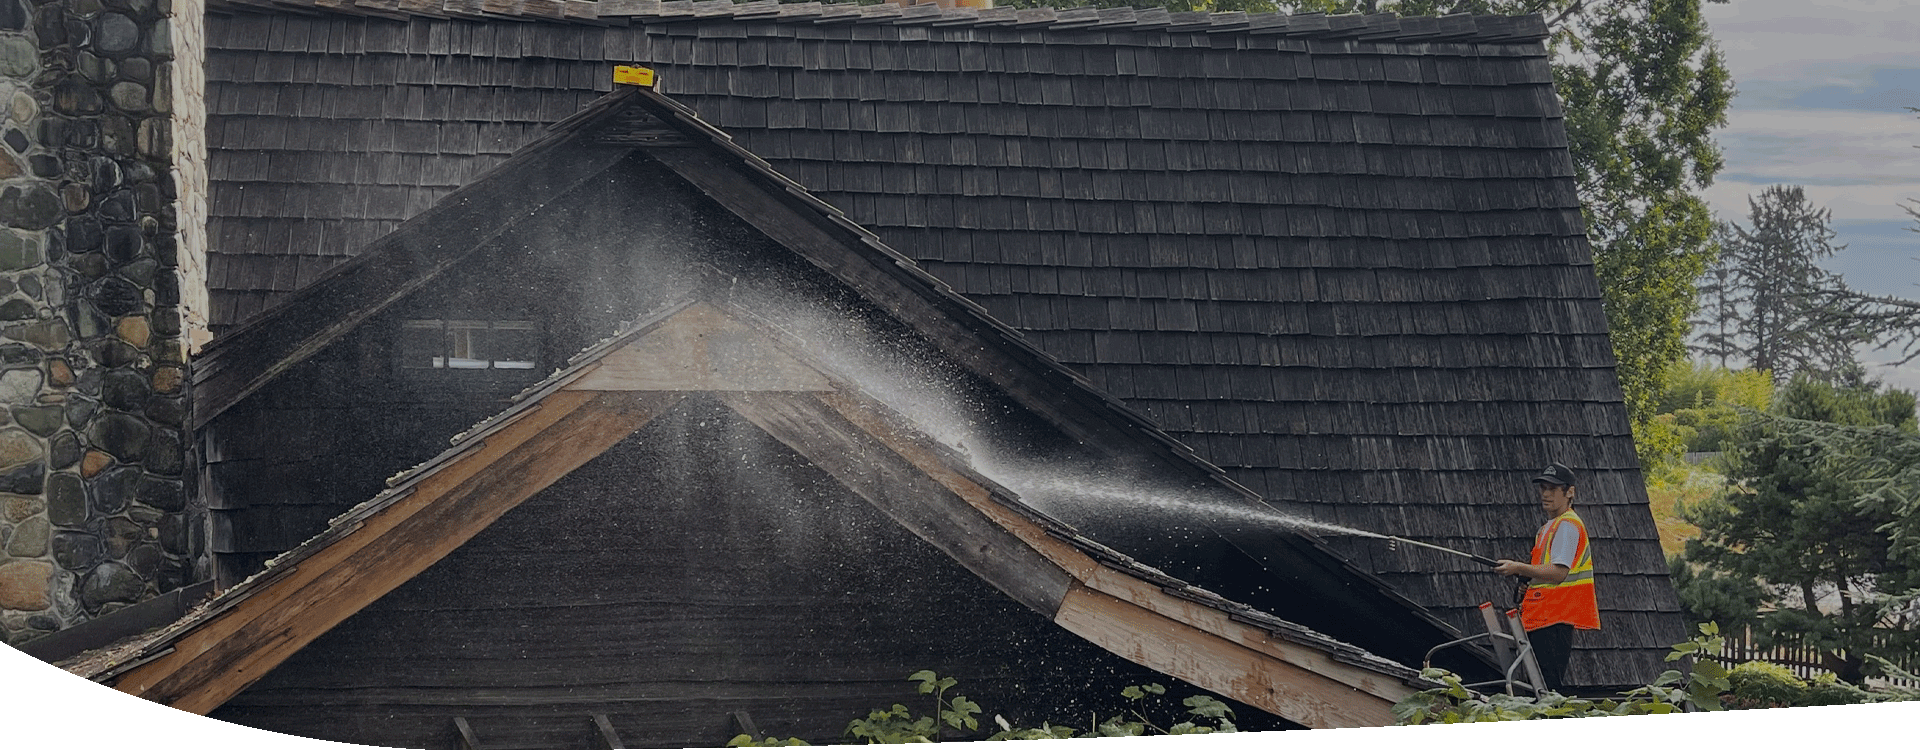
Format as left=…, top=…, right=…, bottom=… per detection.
left=0, top=0, right=207, bottom=646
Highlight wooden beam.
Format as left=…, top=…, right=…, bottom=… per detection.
left=454, top=717, right=483, bottom=750
left=804, top=389, right=1419, bottom=725
left=1053, top=584, right=1400, bottom=729
left=112, top=392, right=682, bottom=713
left=591, top=714, right=625, bottom=750
left=564, top=302, right=829, bottom=392
left=644, top=146, right=1153, bottom=459
left=1076, top=566, right=1419, bottom=704
left=810, top=390, right=1100, bottom=582
left=717, top=391, right=1075, bottom=616
left=728, top=710, right=759, bottom=739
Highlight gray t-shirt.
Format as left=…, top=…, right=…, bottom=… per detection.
left=1543, top=518, right=1580, bottom=569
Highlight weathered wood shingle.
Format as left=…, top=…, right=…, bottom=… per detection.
left=201, top=2, right=1675, bottom=688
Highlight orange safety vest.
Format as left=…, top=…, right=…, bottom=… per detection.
left=1520, top=510, right=1600, bottom=631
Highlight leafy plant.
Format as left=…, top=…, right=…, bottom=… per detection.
left=984, top=715, right=1078, bottom=742
left=1637, top=621, right=1730, bottom=711
left=913, top=670, right=982, bottom=736
left=1800, top=672, right=1874, bottom=707
left=1721, top=657, right=1920, bottom=709
left=1393, top=622, right=1729, bottom=723
left=845, top=702, right=941, bottom=744
left=842, top=673, right=1236, bottom=743
left=727, top=735, right=812, bottom=747
left=841, top=671, right=979, bottom=743
left=1084, top=683, right=1237, bottom=737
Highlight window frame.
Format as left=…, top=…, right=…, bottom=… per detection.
left=395, top=317, right=542, bottom=374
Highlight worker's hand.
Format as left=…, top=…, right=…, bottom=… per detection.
left=1492, top=559, right=1525, bottom=577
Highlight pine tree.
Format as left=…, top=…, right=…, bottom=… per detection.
left=1769, top=108, right=1920, bottom=367
left=1691, top=256, right=1740, bottom=368
left=1816, top=191, right=1920, bottom=364
left=1693, top=185, right=1864, bottom=383
left=1680, top=376, right=1920, bottom=683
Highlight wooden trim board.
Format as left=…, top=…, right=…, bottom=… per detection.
left=1055, top=584, right=1404, bottom=728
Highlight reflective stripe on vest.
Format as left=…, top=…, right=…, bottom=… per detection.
left=1521, top=510, right=1600, bottom=631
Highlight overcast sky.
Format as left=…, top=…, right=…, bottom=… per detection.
left=1697, top=0, right=1920, bottom=387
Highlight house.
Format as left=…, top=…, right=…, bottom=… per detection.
left=6, top=2, right=1691, bottom=742
left=189, top=0, right=1681, bottom=691
left=69, top=83, right=1452, bottom=748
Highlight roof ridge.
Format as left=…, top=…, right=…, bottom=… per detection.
left=205, top=0, right=1551, bottom=42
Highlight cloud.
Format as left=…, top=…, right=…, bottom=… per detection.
left=1705, top=0, right=1920, bottom=84
left=1706, top=181, right=1919, bottom=223
left=1691, top=0, right=1920, bottom=380
left=1785, top=68, right=1920, bottom=113
left=1704, top=108, right=1920, bottom=221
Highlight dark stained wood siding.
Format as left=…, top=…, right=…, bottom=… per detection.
left=210, top=397, right=1256, bottom=749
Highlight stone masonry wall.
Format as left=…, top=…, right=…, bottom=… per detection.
left=0, top=0, right=204, bottom=645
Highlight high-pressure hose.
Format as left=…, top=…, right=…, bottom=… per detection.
left=1380, top=534, right=1500, bottom=567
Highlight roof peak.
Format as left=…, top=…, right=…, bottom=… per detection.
left=207, top=0, right=1549, bottom=44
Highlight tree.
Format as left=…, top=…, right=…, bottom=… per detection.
left=1795, top=106, right=1920, bottom=363
left=1680, top=375, right=1920, bottom=683
left=1550, top=0, right=1732, bottom=467
left=1652, top=361, right=1770, bottom=454
left=1693, top=185, right=1865, bottom=383
left=1691, top=250, right=1740, bottom=369
left=1668, top=553, right=1766, bottom=632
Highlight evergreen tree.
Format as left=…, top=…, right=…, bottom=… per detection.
left=1668, top=553, right=1766, bottom=632
left=1814, top=198, right=1920, bottom=364
left=1680, top=376, right=1920, bottom=683
left=1691, top=253, right=1740, bottom=369
left=1772, top=109, right=1920, bottom=368
left=1693, top=186, right=1864, bottom=383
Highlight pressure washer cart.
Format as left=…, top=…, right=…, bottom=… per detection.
left=1421, top=602, right=1548, bottom=696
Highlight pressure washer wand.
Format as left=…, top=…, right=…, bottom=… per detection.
left=1381, top=534, right=1499, bottom=567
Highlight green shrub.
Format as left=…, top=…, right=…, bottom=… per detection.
left=1725, top=661, right=1806, bottom=709
left=1802, top=673, right=1874, bottom=706
left=1650, top=363, right=1774, bottom=456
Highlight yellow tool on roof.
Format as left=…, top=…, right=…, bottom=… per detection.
left=613, top=66, right=656, bottom=87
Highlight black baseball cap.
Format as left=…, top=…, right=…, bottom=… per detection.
left=1531, top=462, right=1576, bottom=487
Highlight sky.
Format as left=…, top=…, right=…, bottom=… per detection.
left=1698, top=0, right=1920, bottom=388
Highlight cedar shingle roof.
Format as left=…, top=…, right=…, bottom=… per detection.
left=199, top=2, right=1680, bottom=687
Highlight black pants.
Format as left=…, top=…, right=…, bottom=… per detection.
left=1528, top=623, right=1574, bottom=692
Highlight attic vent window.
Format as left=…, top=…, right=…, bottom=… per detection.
left=400, top=319, right=538, bottom=370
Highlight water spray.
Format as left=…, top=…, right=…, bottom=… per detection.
left=1002, top=478, right=1504, bottom=569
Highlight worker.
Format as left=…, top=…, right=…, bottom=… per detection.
left=1492, top=461, right=1599, bottom=693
